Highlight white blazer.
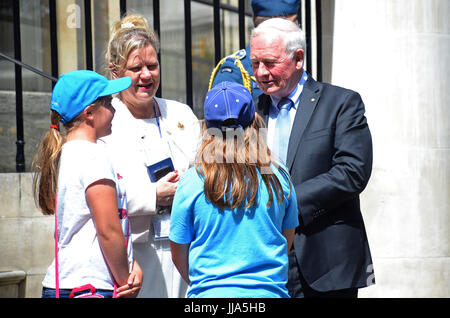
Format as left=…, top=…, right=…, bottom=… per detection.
left=102, top=96, right=200, bottom=242
left=101, top=97, right=200, bottom=297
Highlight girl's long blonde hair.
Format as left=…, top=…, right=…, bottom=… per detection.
left=196, top=114, right=291, bottom=211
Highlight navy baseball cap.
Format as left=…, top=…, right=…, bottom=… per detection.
left=251, top=0, right=300, bottom=17
left=50, top=70, right=132, bottom=124
left=204, top=82, right=255, bottom=130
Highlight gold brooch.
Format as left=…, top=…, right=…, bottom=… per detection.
left=178, top=122, right=184, bottom=129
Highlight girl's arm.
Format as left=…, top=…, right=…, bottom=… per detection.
left=86, top=179, right=129, bottom=287
left=170, top=241, right=190, bottom=284
left=282, top=228, right=295, bottom=252
left=116, top=259, right=143, bottom=298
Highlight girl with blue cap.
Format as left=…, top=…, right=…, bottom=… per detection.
left=169, top=82, right=299, bottom=298
left=33, top=70, right=142, bottom=298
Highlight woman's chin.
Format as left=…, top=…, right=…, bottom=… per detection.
left=135, top=91, right=155, bottom=103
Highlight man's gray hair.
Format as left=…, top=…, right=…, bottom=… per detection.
left=251, top=18, right=306, bottom=59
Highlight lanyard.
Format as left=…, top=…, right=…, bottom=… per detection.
left=150, top=100, right=174, bottom=159
left=154, top=100, right=162, bottom=139
left=140, top=100, right=163, bottom=164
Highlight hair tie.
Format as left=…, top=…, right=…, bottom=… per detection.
left=121, top=22, right=135, bottom=29
left=50, top=124, right=59, bottom=131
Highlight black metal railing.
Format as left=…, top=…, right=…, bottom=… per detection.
left=12, top=0, right=24, bottom=173
left=304, top=0, right=323, bottom=82
left=1, top=0, right=322, bottom=173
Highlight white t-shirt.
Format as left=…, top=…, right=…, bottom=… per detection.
left=42, top=140, right=132, bottom=290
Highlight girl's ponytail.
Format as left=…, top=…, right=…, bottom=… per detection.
left=32, top=110, right=63, bottom=215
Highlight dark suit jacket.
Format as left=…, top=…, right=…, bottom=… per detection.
left=256, top=76, right=374, bottom=292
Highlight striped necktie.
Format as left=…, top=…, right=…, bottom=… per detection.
left=274, top=98, right=293, bottom=164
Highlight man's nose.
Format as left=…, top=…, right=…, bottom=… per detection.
left=254, top=62, right=269, bottom=77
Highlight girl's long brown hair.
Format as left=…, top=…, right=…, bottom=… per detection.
left=196, top=114, right=292, bottom=211
left=32, top=98, right=107, bottom=215
left=32, top=110, right=64, bottom=215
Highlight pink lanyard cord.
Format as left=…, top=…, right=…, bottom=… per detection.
left=54, top=199, right=59, bottom=298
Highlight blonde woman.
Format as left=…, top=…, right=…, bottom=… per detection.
left=33, top=70, right=142, bottom=298
left=102, top=14, right=200, bottom=297
left=169, top=82, right=299, bottom=298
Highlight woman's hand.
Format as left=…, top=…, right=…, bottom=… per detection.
left=156, top=171, right=180, bottom=206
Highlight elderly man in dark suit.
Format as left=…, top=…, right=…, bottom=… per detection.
left=250, top=18, right=375, bottom=298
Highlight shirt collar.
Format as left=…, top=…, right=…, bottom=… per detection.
left=269, top=71, right=308, bottom=115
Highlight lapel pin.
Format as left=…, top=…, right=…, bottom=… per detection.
left=178, top=122, right=185, bottom=129
left=311, top=98, right=316, bottom=102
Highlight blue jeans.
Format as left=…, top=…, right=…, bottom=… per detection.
left=42, top=287, right=114, bottom=298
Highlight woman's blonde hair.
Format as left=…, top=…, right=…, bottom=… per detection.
left=106, top=14, right=159, bottom=78
left=32, top=97, right=108, bottom=215
left=196, top=114, right=291, bottom=211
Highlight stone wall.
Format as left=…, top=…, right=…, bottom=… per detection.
left=0, top=91, right=51, bottom=173
left=0, top=173, right=53, bottom=298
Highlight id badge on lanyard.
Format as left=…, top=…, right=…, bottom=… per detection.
left=140, top=101, right=173, bottom=241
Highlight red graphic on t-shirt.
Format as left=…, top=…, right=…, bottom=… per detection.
left=118, top=208, right=128, bottom=219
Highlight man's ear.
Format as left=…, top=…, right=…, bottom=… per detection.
left=294, top=49, right=304, bottom=70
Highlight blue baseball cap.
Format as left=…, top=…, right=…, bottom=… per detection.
left=50, top=70, right=132, bottom=124
left=251, top=0, right=300, bottom=17
left=204, top=82, right=255, bottom=130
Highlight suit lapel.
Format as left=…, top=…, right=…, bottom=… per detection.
left=286, top=77, right=322, bottom=170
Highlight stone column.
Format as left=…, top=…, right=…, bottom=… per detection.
left=323, top=0, right=449, bottom=297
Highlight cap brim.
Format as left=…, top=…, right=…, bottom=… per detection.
left=99, top=76, right=132, bottom=97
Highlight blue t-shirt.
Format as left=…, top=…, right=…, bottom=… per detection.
left=169, top=165, right=299, bottom=298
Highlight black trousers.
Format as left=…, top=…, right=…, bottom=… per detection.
left=287, top=248, right=358, bottom=298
